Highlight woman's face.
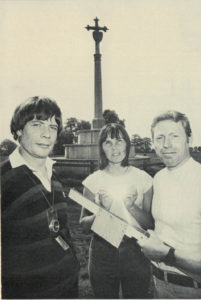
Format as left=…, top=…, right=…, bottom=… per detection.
left=102, top=132, right=127, bottom=165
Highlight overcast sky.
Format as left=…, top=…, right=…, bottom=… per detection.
left=1, top=0, right=201, bottom=146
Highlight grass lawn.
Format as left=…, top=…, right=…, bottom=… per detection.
left=66, top=195, right=94, bottom=299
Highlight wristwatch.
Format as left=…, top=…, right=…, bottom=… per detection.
left=163, top=247, right=175, bottom=266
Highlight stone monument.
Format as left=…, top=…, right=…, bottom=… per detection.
left=64, top=18, right=108, bottom=160
left=64, top=18, right=136, bottom=164
left=78, top=17, right=108, bottom=145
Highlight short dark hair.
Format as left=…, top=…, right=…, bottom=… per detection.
left=151, top=110, right=192, bottom=140
left=98, top=123, right=131, bottom=170
left=10, top=96, right=63, bottom=140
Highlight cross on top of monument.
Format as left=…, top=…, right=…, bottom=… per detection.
left=85, top=17, right=108, bottom=33
left=85, top=17, right=107, bottom=129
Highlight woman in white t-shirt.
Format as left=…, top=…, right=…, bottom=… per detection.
left=80, top=123, right=153, bottom=299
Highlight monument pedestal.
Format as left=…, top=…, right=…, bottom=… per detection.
left=77, top=129, right=101, bottom=145
left=64, top=142, right=135, bottom=160
left=64, top=144, right=99, bottom=160
left=65, top=120, right=136, bottom=160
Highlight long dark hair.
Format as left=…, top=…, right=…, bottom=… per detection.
left=99, top=123, right=131, bottom=170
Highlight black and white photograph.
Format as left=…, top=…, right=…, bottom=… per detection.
left=1, top=0, right=201, bottom=299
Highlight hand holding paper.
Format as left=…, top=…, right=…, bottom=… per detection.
left=137, top=230, right=169, bottom=262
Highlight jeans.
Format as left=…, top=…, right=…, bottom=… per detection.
left=89, top=234, right=151, bottom=299
left=153, top=276, right=201, bottom=299
left=2, top=273, right=79, bottom=299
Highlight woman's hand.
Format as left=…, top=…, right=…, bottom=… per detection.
left=96, top=189, right=113, bottom=211
left=123, top=191, right=138, bottom=212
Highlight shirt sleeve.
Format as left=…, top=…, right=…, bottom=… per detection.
left=141, top=170, right=153, bottom=193
left=82, top=171, right=99, bottom=194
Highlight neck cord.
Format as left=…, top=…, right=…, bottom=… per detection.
left=24, top=168, right=61, bottom=234
left=24, top=168, right=55, bottom=209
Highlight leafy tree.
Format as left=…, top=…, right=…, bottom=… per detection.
left=65, top=117, right=91, bottom=143
left=52, top=117, right=91, bottom=155
left=194, top=146, right=198, bottom=152
left=65, top=117, right=91, bottom=132
left=189, top=146, right=193, bottom=154
left=0, top=139, right=17, bottom=157
left=77, top=120, right=91, bottom=131
left=103, top=109, right=125, bottom=127
left=143, top=137, right=152, bottom=153
left=65, top=117, right=78, bottom=132
left=131, top=134, right=143, bottom=153
left=131, top=134, right=152, bottom=153
left=189, top=146, right=201, bottom=153
left=53, top=129, right=74, bottom=156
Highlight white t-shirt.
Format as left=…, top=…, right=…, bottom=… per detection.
left=82, top=166, right=153, bottom=227
left=152, top=157, right=201, bottom=274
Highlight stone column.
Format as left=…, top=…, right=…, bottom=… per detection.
left=86, top=18, right=108, bottom=129
left=93, top=52, right=105, bottom=129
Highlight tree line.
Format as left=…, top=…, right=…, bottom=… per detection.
left=1, top=109, right=201, bottom=157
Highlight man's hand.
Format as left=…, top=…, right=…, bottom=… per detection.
left=137, top=230, right=170, bottom=262
left=96, top=190, right=113, bottom=211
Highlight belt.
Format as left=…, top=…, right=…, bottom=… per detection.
left=152, top=264, right=201, bottom=289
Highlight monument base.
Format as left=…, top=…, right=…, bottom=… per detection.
left=64, top=144, right=135, bottom=160
left=77, top=129, right=101, bottom=145
left=65, top=144, right=99, bottom=160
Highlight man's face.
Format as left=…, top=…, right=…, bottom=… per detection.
left=153, top=120, right=190, bottom=169
left=102, top=132, right=127, bottom=165
left=17, top=116, right=58, bottom=160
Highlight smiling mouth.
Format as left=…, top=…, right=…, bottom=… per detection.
left=37, top=143, right=51, bottom=148
left=163, top=152, right=176, bottom=154
left=162, top=152, right=176, bottom=157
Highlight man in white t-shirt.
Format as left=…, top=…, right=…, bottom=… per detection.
left=138, top=110, right=201, bottom=298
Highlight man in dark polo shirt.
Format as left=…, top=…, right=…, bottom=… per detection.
left=1, top=96, right=79, bottom=299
